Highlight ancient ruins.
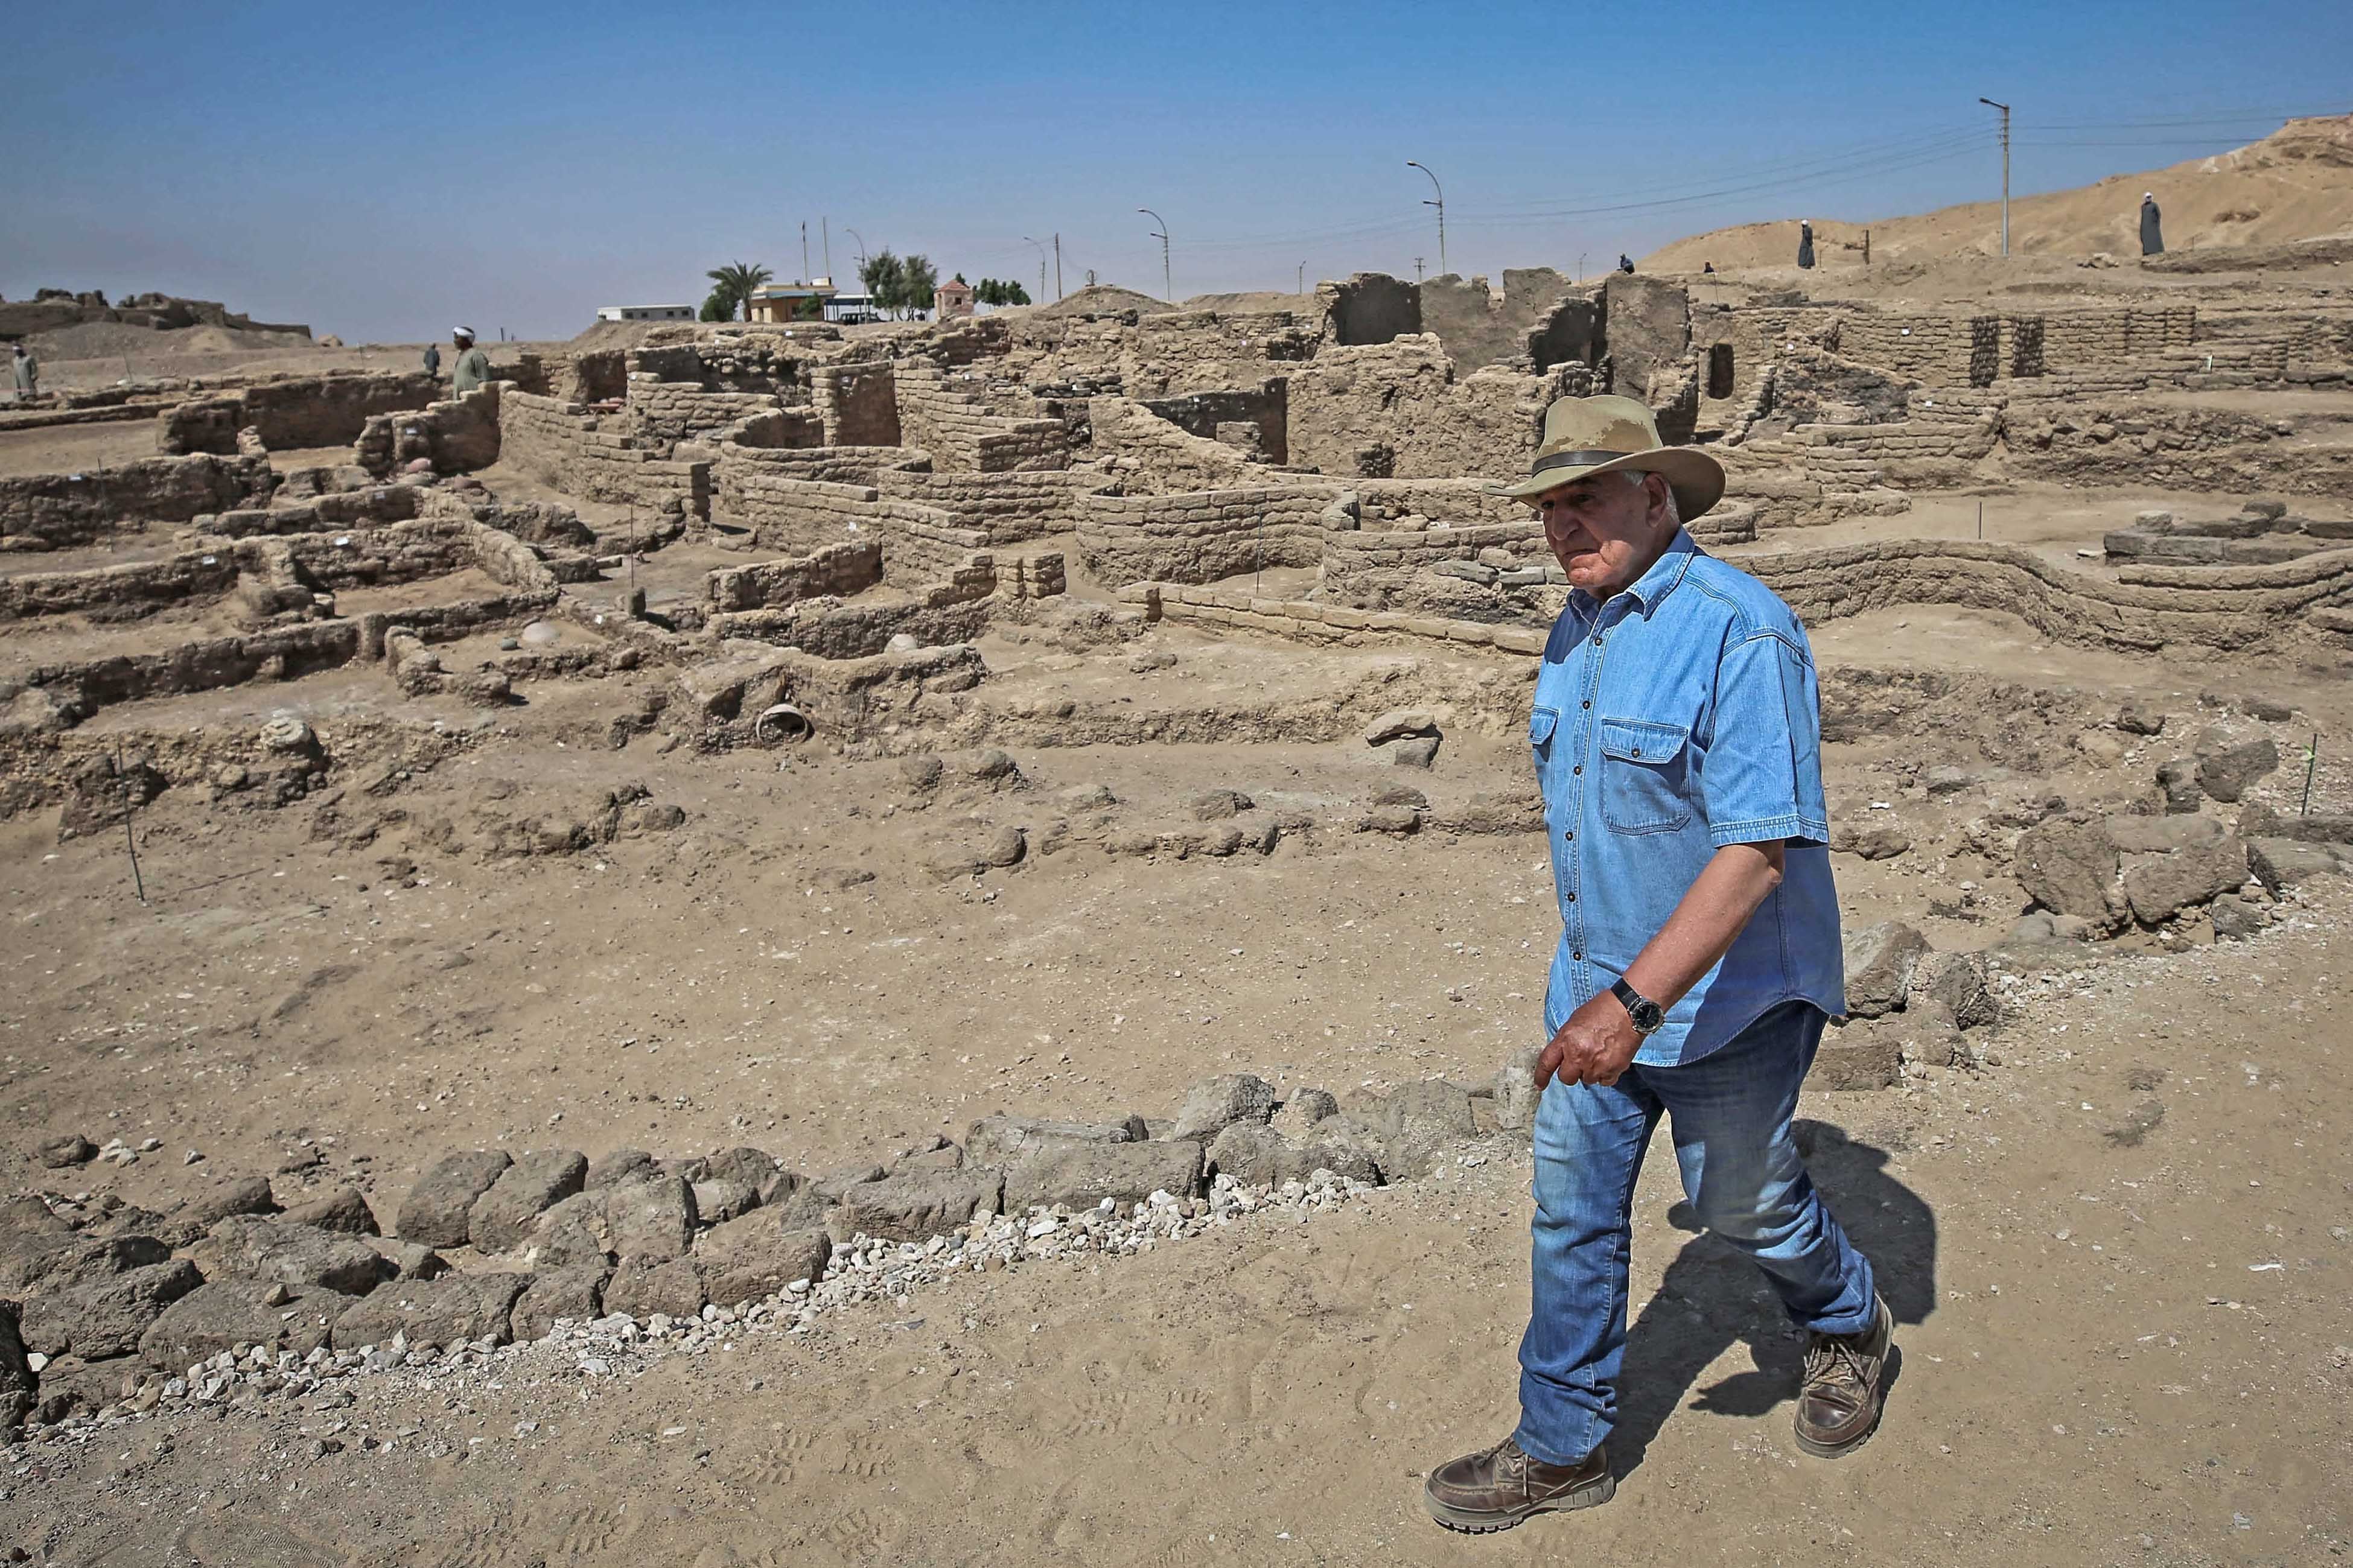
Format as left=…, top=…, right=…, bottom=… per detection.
left=4, top=196, right=2351, bottom=1560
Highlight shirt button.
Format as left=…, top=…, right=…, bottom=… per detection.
left=1582, top=700, right=1591, bottom=709
left=1563, top=830, right=1575, bottom=841
left=1591, top=635, right=1602, bottom=646
left=1572, top=765, right=1582, bottom=776
left=1631, top=746, right=1643, bottom=758
left=1565, top=892, right=1576, bottom=903
left=1572, top=950, right=1584, bottom=960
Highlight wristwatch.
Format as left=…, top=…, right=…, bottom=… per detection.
left=1610, top=977, right=1666, bottom=1036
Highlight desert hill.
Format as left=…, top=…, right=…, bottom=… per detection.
left=1645, top=113, right=2353, bottom=273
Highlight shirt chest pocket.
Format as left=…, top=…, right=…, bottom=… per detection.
left=1597, top=716, right=1694, bottom=834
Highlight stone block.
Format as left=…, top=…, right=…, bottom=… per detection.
left=964, top=1115, right=1136, bottom=1167
left=395, top=1150, right=512, bottom=1246
left=1360, top=1079, right=1477, bottom=1178
left=331, top=1273, right=529, bottom=1350
left=20, top=1260, right=203, bottom=1359
left=1808, top=1026, right=1900, bottom=1090
left=2013, top=817, right=2120, bottom=923
left=1004, top=1140, right=1204, bottom=1210
left=0, top=1232, right=170, bottom=1295
left=1908, top=950, right=1997, bottom=1030
left=2246, top=837, right=2345, bottom=891
left=511, top=1267, right=611, bottom=1341
left=2194, top=729, right=2279, bottom=804
left=137, top=1280, right=338, bottom=1369
left=1492, top=1047, right=1544, bottom=1133
left=201, top=1218, right=394, bottom=1297
left=693, top=1216, right=835, bottom=1307
left=602, top=1255, right=708, bottom=1320
left=2121, top=836, right=2250, bottom=925
left=839, top=1168, right=1003, bottom=1242
left=1171, top=1073, right=1278, bottom=1141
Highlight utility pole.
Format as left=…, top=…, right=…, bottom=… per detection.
left=822, top=217, right=832, bottom=281
left=1414, top=256, right=1425, bottom=283
left=1407, top=160, right=1446, bottom=278
left=1022, top=236, right=1048, bottom=305
left=1577, top=252, right=1587, bottom=282
left=800, top=221, right=810, bottom=283
left=1978, top=97, right=2011, bottom=258
left=1297, top=261, right=1305, bottom=294
left=1053, top=233, right=1063, bottom=300
left=1139, top=208, right=1170, bottom=302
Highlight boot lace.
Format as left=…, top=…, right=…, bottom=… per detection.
left=1804, top=1333, right=1870, bottom=1412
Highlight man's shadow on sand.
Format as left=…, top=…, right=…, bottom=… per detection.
left=1608, top=1120, right=1934, bottom=1477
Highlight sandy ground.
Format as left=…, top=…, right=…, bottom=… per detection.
left=1, top=571, right=2349, bottom=1563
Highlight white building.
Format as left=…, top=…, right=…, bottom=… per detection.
left=595, top=303, right=696, bottom=323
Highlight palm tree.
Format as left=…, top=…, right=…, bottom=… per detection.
left=705, top=261, right=774, bottom=323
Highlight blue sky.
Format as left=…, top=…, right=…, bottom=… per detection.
left=2, top=0, right=2346, bottom=343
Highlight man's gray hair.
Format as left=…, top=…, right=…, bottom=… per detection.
left=1621, top=467, right=1682, bottom=525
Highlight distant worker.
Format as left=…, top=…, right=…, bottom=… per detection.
left=2140, top=191, right=2165, bottom=257
left=422, top=340, right=442, bottom=382
left=1617, top=253, right=1635, bottom=275
left=448, top=328, right=491, bottom=396
left=8, top=343, right=34, bottom=400
left=1702, top=261, right=1716, bottom=275
left=1797, top=219, right=1816, bottom=270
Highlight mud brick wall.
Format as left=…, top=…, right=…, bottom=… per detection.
left=498, top=392, right=709, bottom=518
left=282, top=521, right=473, bottom=590
left=22, top=621, right=364, bottom=713
left=812, top=362, right=902, bottom=446
left=549, top=349, right=629, bottom=404
left=704, top=540, right=885, bottom=611
left=2004, top=396, right=2351, bottom=497
left=353, top=384, right=501, bottom=478
left=1087, top=397, right=1261, bottom=490
left=1285, top=337, right=1559, bottom=480
left=0, top=551, right=242, bottom=621
left=895, top=362, right=1070, bottom=472
left=1118, top=311, right=1316, bottom=399
left=715, top=465, right=987, bottom=582
left=0, top=453, right=279, bottom=549
left=1077, top=486, right=1333, bottom=586
left=201, top=486, right=427, bottom=539
left=873, top=470, right=1103, bottom=544
left=1143, top=381, right=1288, bottom=465
left=708, top=445, right=913, bottom=487
left=625, top=379, right=794, bottom=444
left=1119, top=580, right=1550, bottom=656
left=161, top=371, right=440, bottom=457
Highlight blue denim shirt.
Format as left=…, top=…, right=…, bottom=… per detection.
left=1532, top=529, right=1845, bottom=1065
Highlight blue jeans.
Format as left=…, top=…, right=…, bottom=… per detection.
left=1514, top=1001, right=1877, bottom=1465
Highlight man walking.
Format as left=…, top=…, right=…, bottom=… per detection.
left=1424, top=395, right=1890, bottom=1533
left=10, top=343, right=36, bottom=401
left=448, top=328, right=491, bottom=396
left=422, top=339, right=442, bottom=382
left=2140, top=192, right=2165, bottom=257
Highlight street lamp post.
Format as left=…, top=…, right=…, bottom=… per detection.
left=1021, top=236, right=1049, bottom=305
left=1978, top=97, right=2011, bottom=258
left=1139, top=208, right=1171, bottom=303
left=1406, top=160, right=1446, bottom=279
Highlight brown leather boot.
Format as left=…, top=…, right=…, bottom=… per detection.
left=1423, top=1437, right=1613, bottom=1532
left=1794, top=1293, right=1895, bottom=1456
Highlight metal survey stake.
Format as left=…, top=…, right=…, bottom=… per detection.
left=118, top=746, right=146, bottom=903
left=2302, top=732, right=2320, bottom=816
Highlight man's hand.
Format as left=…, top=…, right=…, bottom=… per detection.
left=1535, top=989, right=1643, bottom=1090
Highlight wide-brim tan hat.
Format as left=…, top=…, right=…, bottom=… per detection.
left=1489, top=393, right=1724, bottom=519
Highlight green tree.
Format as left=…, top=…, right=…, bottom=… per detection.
left=999, top=279, right=1030, bottom=306
left=901, top=253, right=938, bottom=317
left=861, top=249, right=906, bottom=317
left=704, top=260, right=773, bottom=323
left=698, top=290, right=734, bottom=322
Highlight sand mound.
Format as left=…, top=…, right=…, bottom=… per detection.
left=564, top=319, right=670, bottom=352
left=1180, top=290, right=1317, bottom=315
left=1646, top=115, right=2353, bottom=273
left=29, top=319, right=317, bottom=363
left=1033, top=284, right=1170, bottom=317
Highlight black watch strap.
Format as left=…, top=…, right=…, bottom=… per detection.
left=1610, top=977, right=1665, bottom=1035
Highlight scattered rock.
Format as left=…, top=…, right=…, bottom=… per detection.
left=1355, top=804, right=1422, bottom=836
left=395, top=1150, right=512, bottom=1247
left=1492, top=1047, right=1544, bottom=1132
left=281, top=1186, right=379, bottom=1236
left=164, top=1173, right=279, bottom=1245
left=36, top=1133, right=96, bottom=1169
left=1392, top=735, right=1442, bottom=769
left=1190, top=787, right=1255, bottom=821
left=1832, top=822, right=1911, bottom=860
left=2209, top=897, right=2269, bottom=941
left=601, top=1174, right=699, bottom=1262
left=2156, top=758, right=2202, bottom=813
left=1908, top=950, right=1997, bottom=1030
left=584, top=1148, right=660, bottom=1190
left=1171, top=1073, right=1278, bottom=1142
left=2116, top=700, right=2168, bottom=735
left=2013, top=817, right=2121, bottom=924
left=1810, top=1022, right=1901, bottom=1090
left=359, top=1236, right=449, bottom=1281
left=2246, top=837, right=2346, bottom=891
left=137, top=1279, right=337, bottom=1367
left=2194, top=728, right=2281, bottom=804
left=0, top=1233, right=169, bottom=1295
left=1364, top=709, right=1438, bottom=746
left=1842, top=921, right=1930, bottom=1018
left=0, top=1303, right=32, bottom=1437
